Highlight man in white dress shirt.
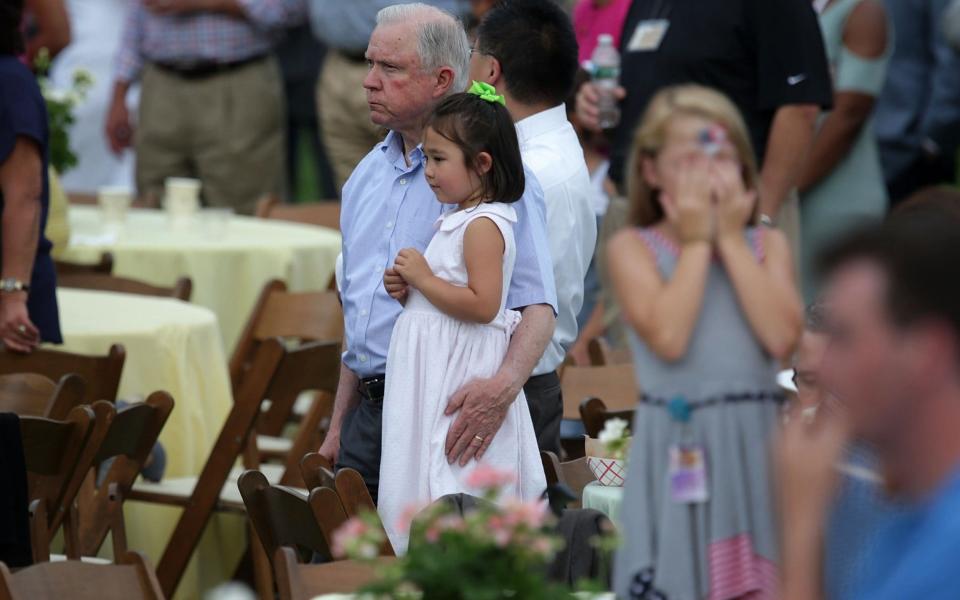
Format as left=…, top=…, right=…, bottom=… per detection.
left=469, top=0, right=597, bottom=453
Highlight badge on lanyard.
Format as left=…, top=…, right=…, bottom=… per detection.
left=627, top=19, right=670, bottom=52
left=668, top=444, right=709, bottom=503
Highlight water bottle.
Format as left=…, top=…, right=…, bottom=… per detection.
left=591, top=34, right=621, bottom=129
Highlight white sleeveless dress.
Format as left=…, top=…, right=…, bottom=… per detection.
left=378, top=202, right=547, bottom=554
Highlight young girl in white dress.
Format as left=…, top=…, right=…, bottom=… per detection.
left=377, top=87, right=547, bottom=554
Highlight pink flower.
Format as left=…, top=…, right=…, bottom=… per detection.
left=465, top=464, right=516, bottom=490
left=425, top=526, right=441, bottom=543
left=332, top=517, right=369, bottom=558
left=503, top=499, right=548, bottom=529
left=396, top=502, right=428, bottom=534
left=531, top=537, right=554, bottom=558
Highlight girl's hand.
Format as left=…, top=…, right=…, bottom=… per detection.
left=713, top=160, right=756, bottom=242
left=394, top=248, right=432, bottom=288
left=667, top=156, right=714, bottom=245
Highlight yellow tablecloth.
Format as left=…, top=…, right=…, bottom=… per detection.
left=60, top=205, right=342, bottom=350
left=56, top=288, right=243, bottom=599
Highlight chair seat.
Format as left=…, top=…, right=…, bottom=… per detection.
left=257, top=434, right=293, bottom=454
left=129, top=463, right=291, bottom=513
left=49, top=554, right=112, bottom=565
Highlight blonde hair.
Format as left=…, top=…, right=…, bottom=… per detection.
left=626, top=84, right=760, bottom=227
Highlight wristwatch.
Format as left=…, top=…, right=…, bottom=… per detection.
left=0, top=278, right=30, bottom=294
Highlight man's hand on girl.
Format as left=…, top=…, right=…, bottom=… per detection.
left=394, top=248, right=431, bottom=287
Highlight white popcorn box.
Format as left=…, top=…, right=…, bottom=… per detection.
left=586, top=456, right=627, bottom=487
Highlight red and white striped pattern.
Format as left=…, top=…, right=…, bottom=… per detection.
left=707, top=533, right=779, bottom=600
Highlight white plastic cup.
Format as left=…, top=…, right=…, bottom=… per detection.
left=97, top=185, right=132, bottom=225
left=164, top=177, right=201, bottom=217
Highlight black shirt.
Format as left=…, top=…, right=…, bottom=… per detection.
left=607, top=0, right=833, bottom=185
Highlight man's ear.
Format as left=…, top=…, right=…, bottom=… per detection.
left=434, top=66, right=456, bottom=98
left=487, top=55, right=503, bottom=88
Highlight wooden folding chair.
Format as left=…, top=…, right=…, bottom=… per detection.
left=256, top=195, right=341, bottom=231
left=57, top=273, right=193, bottom=302
left=579, top=398, right=635, bottom=439
left=231, top=279, right=343, bottom=462
left=299, top=452, right=336, bottom=491
left=20, top=402, right=115, bottom=562
left=560, top=363, right=639, bottom=423
left=0, top=345, right=125, bottom=405
left=54, top=253, right=114, bottom=276
left=0, top=551, right=164, bottom=600
left=127, top=339, right=340, bottom=597
left=237, top=470, right=333, bottom=567
left=274, top=547, right=392, bottom=600
left=333, top=469, right=394, bottom=557
left=0, top=373, right=85, bottom=418
left=540, top=451, right=595, bottom=510
left=76, top=392, right=175, bottom=558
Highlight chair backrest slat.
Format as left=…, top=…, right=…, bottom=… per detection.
left=0, top=346, right=125, bottom=405
left=0, top=551, right=164, bottom=599
left=256, top=195, right=341, bottom=231
left=58, top=273, right=192, bottom=302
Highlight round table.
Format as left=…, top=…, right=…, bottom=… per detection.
left=55, top=288, right=242, bottom=599
left=61, top=205, right=342, bottom=350
left=582, top=481, right=624, bottom=525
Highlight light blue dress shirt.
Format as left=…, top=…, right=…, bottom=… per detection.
left=307, top=0, right=469, bottom=53
left=340, top=131, right=558, bottom=378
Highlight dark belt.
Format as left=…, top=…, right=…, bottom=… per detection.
left=153, top=54, right=267, bottom=80
left=357, top=374, right=386, bottom=403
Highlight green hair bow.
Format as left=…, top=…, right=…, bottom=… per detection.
left=467, top=80, right=506, bottom=106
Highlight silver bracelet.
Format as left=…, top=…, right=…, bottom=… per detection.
left=759, top=214, right=775, bottom=228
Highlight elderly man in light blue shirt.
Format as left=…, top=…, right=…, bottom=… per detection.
left=317, top=3, right=557, bottom=502
left=307, top=0, right=469, bottom=189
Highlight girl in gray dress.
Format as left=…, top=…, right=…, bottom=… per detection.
left=606, top=85, right=803, bottom=599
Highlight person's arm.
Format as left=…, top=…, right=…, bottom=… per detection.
left=715, top=163, right=803, bottom=359
left=758, top=104, right=820, bottom=217
left=918, top=0, right=960, bottom=163
left=393, top=219, right=506, bottom=324
left=568, top=300, right=606, bottom=366
left=25, top=0, right=71, bottom=64
left=106, top=0, right=145, bottom=154
left=0, top=138, right=44, bottom=353
left=798, top=0, right=888, bottom=193
left=316, top=361, right=360, bottom=464
left=444, top=303, right=555, bottom=465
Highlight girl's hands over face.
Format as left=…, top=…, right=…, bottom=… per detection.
left=393, top=248, right=432, bottom=288
left=712, top=159, right=755, bottom=241
left=665, top=155, right=714, bottom=245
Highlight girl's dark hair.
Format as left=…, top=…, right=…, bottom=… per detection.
left=425, top=92, right=525, bottom=204
left=1, top=0, right=25, bottom=56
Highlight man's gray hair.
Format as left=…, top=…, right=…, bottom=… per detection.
left=376, top=3, right=471, bottom=95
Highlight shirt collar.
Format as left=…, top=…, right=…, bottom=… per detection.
left=379, top=130, right=425, bottom=170
left=515, top=104, right=569, bottom=146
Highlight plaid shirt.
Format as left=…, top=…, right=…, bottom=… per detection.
left=115, top=0, right=306, bottom=83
